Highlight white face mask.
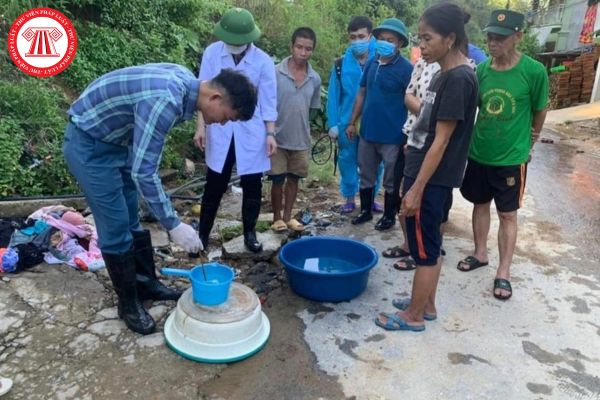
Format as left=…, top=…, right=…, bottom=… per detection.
left=225, top=43, right=248, bottom=55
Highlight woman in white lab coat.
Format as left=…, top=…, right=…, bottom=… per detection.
left=194, top=8, right=277, bottom=253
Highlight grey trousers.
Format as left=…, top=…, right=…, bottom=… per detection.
left=357, top=138, right=400, bottom=193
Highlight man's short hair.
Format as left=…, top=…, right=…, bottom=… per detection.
left=347, top=16, right=372, bottom=33
left=292, top=27, right=317, bottom=48
left=211, top=69, right=257, bottom=121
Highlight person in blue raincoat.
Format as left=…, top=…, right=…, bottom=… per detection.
left=326, top=16, right=384, bottom=215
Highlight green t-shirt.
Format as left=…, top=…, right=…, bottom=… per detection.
left=470, top=55, right=549, bottom=166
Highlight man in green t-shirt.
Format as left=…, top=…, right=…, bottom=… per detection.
left=458, top=9, right=549, bottom=301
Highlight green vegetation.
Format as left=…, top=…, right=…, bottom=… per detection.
left=308, top=155, right=336, bottom=187
left=218, top=220, right=270, bottom=241
left=0, top=72, right=75, bottom=196
left=0, top=0, right=228, bottom=196
left=518, top=30, right=543, bottom=58
left=1, top=0, right=533, bottom=197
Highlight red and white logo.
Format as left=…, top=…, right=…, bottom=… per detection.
left=7, top=8, right=77, bottom=77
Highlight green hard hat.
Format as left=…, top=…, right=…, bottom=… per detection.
left=214, top=8, right=261, bottom=45
left=373, top=18, right=409, bottom=48
left=483, top=9, right=525, bottom=36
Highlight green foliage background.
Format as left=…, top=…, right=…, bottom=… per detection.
left=1, top=0, right=535, bottom=197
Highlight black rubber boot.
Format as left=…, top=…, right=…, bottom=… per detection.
left=102, top=250, right=156, bottom=335
left=352, top=187, right=374, bottom=225
left=198, top=201, right=219, bottom=249
left=375, top=192, right=397, bottom=231
left=131, top=230, right=182, bottom=301
left=242, top=197, right=263, bottom=253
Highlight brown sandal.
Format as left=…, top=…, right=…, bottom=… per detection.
left=382, top=246, right=411, bottom=258
left=393, top=258, right=416, bottom=271
left=271, top=219, right=288, bottom=232
left=286, top=218, right=305, bottom=232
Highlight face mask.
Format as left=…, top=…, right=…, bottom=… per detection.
left=375, top=40, right=397, bottom=58
left=225, top=43, right=248, bottom=55
left=350, top=39, right=370, bottom=56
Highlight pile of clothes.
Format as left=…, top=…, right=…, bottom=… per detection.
left=0, top=206, right=104, bottom=273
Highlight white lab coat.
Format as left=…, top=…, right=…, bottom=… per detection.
left=198, top=42, right=278, bottom=174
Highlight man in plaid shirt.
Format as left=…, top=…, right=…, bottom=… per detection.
left=64, top=63, right=257, bottom=334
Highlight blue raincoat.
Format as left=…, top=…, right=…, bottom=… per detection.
left=326, top=40, right=383, bottom=199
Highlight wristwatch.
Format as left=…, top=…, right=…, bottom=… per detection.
left=267, top=131, right=276, bottom=137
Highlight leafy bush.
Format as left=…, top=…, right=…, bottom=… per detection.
left=160, top=120, right=203, bottom=169
left=0, top=0, right=231, bottom=196
left=233, top=0, right=405, bottom=81
left=0, top=75, right=77, bottom=196
left=0, top=118, right=30, bottom=197
left=518, top=30, right=543, bottom=58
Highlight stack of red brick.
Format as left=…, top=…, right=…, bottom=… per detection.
left=551, top=46, right=599, bottom=108
left=553, top=71, right=571, bottom=108
left=568, top=57, right=584, bottom=104
left=580, top=51, right=598, bottom=102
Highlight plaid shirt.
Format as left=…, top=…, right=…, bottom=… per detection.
left=68, top=63, right=200, bottom=230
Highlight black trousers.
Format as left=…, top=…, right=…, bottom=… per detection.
left=202, top=138, right=262, bottom=206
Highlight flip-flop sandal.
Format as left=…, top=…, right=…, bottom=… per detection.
left=493, top=278, right=512, bottom=300
left=286, top=218, right=305, bottom=232
left=374, top=312, right=425, bottom=332
left=271, top=219, right=288, bottom=233
left=382, top=246, right=411, bottom=258
left=392, top=298, right=437, bottom=321
left=372, top=201, right=384, bottom=213
left=393, top=258, right=416, bottom=271
left=340, top=203, right=356, bottom=214
left=457, top=256, right=488, bottom=272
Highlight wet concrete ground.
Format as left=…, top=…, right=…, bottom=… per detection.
left=0, top=118, right=599, bottom=399
left=289, top=123, right=600, bottom=399
left=528, top=124, right=600, bottom=275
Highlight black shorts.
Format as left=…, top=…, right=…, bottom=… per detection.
left=442, top=191, right=453, bottom=223
left=460, top=158, right=527, bottom=212
left=403, top=176, right=452, bottom=266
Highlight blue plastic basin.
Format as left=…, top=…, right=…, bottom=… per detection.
left=279, top=237, right=378, bottom=302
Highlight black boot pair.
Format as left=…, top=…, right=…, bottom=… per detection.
left=198, top=198, right=262, bottom=253
left=102, top=231, right=182, bottom=335
left=352, top=188, right=396, bottom=230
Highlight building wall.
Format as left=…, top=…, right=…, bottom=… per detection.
left=556, top=0, right=588, bottom=51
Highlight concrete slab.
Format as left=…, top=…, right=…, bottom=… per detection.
left=0, top=197, right=86, bottom=218
left=221, top=231, right=286, bottom=261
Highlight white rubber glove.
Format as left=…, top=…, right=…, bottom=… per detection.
left=168, top=222, right=203, bottom=253
left=328, top=126, right=339, bottom=139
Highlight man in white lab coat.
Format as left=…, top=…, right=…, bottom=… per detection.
left=194, top=8, right=277, bottom=253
